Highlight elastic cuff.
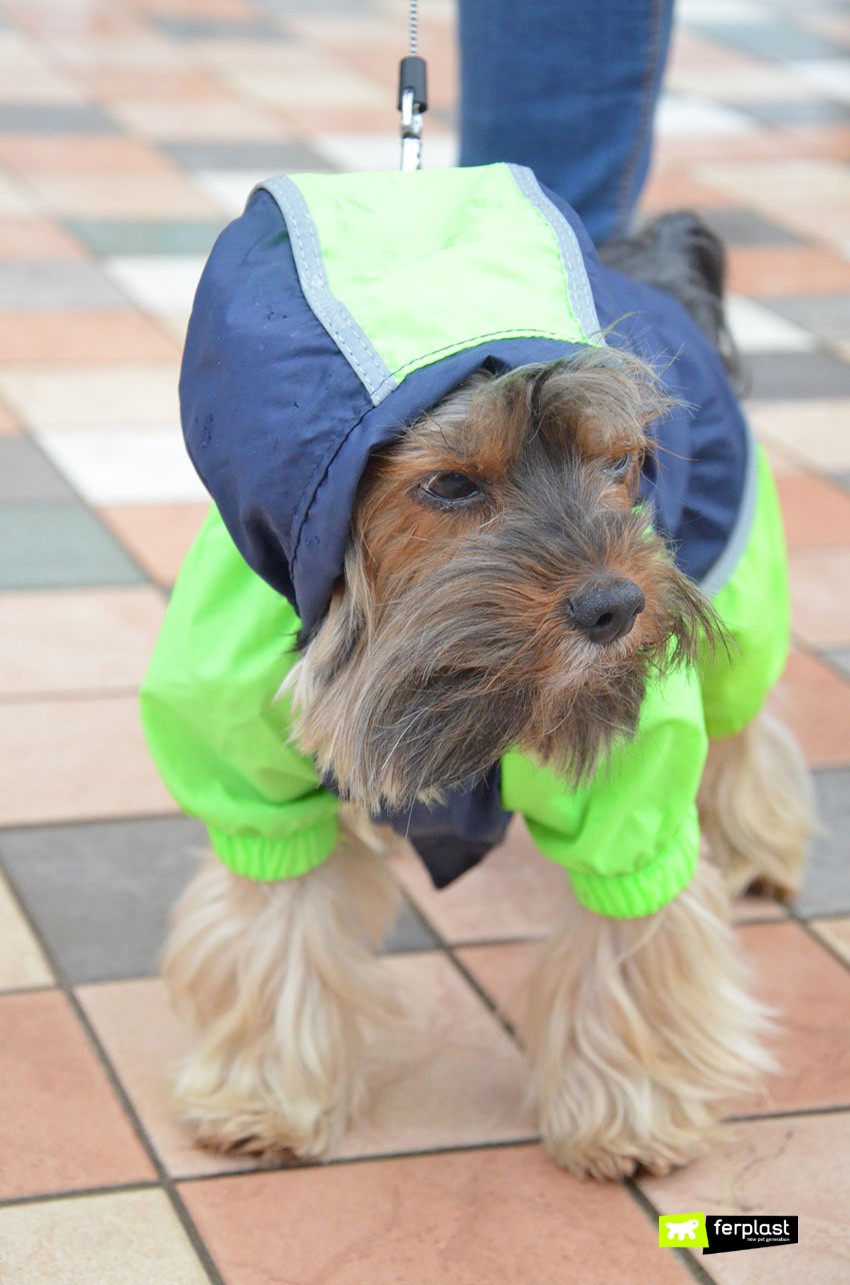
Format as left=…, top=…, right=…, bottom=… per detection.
left=208, top=816, right=339, bottom=883
left=567, top=811, right=699, bottom=919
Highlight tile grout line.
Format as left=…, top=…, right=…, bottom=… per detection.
left=625, top=1179, right=721, bottom=1285
left=0, top=873, right=226, bottom=1285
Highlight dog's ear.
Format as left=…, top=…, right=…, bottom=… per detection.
left=297, top=549, right=369, bottom=691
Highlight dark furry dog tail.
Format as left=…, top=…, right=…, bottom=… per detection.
left=599, top=212, right=741, bottom=388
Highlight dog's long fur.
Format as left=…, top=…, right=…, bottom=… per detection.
left=164, top=213, right=812, bottom=1178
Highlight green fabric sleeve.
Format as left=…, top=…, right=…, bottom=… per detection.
left=500, top=661, right=708, bottom=918
left=139, top=506, right=339, bottom=881
left=700, top=447, right=790, bottom=740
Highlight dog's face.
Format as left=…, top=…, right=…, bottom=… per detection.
left=291, top=350, right=717, bottom=810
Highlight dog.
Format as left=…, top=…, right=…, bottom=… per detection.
left=143, top=166, right=812, bottom=1180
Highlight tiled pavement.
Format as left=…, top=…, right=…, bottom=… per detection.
left=0, top=0, right=849, bottom=1280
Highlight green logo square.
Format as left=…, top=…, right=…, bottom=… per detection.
left=658, top=1213, right=709, bottom=1248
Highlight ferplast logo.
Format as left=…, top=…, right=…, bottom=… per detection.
left=658, top=1213, right=708, bottom=1248
left=659, top=1212, right=798, bottom=1254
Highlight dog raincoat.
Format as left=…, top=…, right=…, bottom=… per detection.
left=141, top=164, right=790, bottom=919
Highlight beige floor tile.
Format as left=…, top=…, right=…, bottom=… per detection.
left=23, top=170, right=218, bottom=217
left=0, top=696, right=177, bottom=826
left=109, top=95, right=288, bottom=140
left=0, top=363, right=179, bottom=429
left=181, top=1148, right=694, bottom=1285
left=0, top=871, right=52, bottom=989
left=789, top=551, right=850, bottom=650
left=98, top=504, right=209, bottom=585
left=809, top=916, right=850, bottom=968
left=640, top=1113, right=850, bottom=1284
left=0, top=586, right=166, bottom=698
left=0, top=1189, right=208, bottom=1285
left=337, top=952, right=534, bottom=1158
left=749, top=400, right=850, bottom=473
left=393, top=817, right=566, bottom=944
left=0, top=990, right=155, bottom=1197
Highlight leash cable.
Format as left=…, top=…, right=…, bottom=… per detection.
left=398, top=0, right=427, bottom=170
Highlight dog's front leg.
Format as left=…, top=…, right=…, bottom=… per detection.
left=525, top=860, right=774, bottom=1180
left=162, top=823, right=398, bottom=1160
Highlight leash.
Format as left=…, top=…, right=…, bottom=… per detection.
left=398, top=0, right=428, bottom=170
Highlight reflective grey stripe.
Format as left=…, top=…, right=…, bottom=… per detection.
left=507, top=163, right=604, bottom=345
left=257, top=176, right=397, bottom=406
left=699, top=416, right=759, bottom=598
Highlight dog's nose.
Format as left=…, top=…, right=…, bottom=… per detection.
left=564, top=578, right=646, bottom=644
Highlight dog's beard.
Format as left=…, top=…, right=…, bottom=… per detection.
left=289, top=508, right=718, bottom=813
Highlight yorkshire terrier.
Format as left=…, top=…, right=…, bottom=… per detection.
left=155, top=196, right=811, bottom=1181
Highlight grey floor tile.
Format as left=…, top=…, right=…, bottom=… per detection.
left=733, top=99, right=850, bottom=127
left=825, top=649, right=850, bottom=681
left=0, top=102, right=120, bottom=134
left=765, top=295, right=850, bottom=346
left=381, top=894, right=439, bottom=953
left=0, top=261, right=130, bottom=310
left=697, top=206, right=805, bottom=248
left=64, top=217, right=226, bottom=257
left=160, top=140, right=333, bottom=173
left=0, top=438, right=76, bottom=503
left=0, top=502, right=145, bottom=589
left=0, top=817, right=206, bottom=983
left=151, top=15, right=285, bottom=39
left=744, top=352, right=850, bottom=400
left=691, top=20, right=844, bottom=60
left=794, top=769, right=850, bottom=918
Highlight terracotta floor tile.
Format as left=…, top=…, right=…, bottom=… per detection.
left=393, top=817, right=566, bottom=944
left=0, top=362, right=179, bottom=428
left=0, top=990, right=154, bottom=1197
left=768, top=650, right=850, bottom=766
left=78, top=978, right=256, bottom=1178
left=455, top=941, right=541, bottom=1030
left=775, top=471, right=850, bottom=549
left=0, top=1189, right=209, bottom=1285
left=640, top=1113, right=850, bottom=1284
left=749, top=399, right=850, bottom=472
left=789, top=551, right=850, bottom=649
left=0, top=134, right=176, bottom=174
left=98, top=503, right=209, bottom=584
left=727, top=246, right=850, bottom=296
left=0, top=870, right=53, bottom=990
left=0, top=586, right=166, bottom=698
left=81, top=953, right=536, bottom=1175
left=640, top=167, right=734, bottom=212
left=0, top=214, right=83, bottom=259
left=739, top=921, right=850, bottom=1112
left=180, top=1147, right=693, bottom=1285
left=809, top=916, right=850, bottom=967
left=0, top=696, right=177, bottom=826
left=0, top=311, right=180, bottom=363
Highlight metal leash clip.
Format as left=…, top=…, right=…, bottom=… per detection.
left=398, top=54, right=427, bottom=172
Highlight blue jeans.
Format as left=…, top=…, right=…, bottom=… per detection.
left=458, top=0, right=674, bottom=244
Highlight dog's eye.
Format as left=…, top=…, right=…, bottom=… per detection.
left=607, top=454, right=632, bottom=477
left=422, top=472, right=481, bottom=502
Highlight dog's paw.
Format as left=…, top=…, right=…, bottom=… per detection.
left=177, top=1094, right=347, bottom=1162
left=541, top=1122, right=703, bottom=1182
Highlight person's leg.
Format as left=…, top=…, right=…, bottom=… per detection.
left=457, top=0, right=674, bottom=244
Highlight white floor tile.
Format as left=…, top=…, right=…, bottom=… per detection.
left=656, top=93, right=759, bottom=137
left=790, top=59, right=850, bottom=104
left=35, top=427, right=207, bottom=505
left=727, top=294, right=819, bottom=354
left=313, top=131, right=458, bottom=172
left=192, top=169, right=267, bottom=217
left=103, top=255, right=207, bottom=314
